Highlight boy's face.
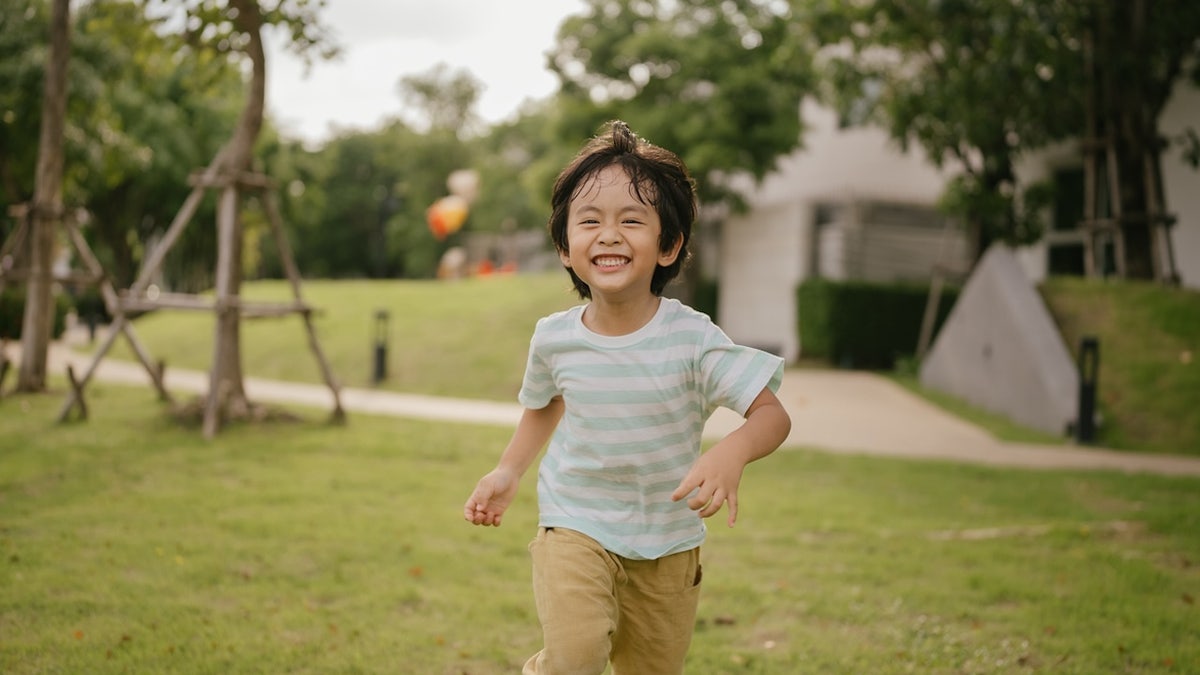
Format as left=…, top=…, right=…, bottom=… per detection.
left=560, top=165, right=682, bottom=303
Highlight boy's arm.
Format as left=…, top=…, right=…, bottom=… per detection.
left=671, top=386, right=791, bottom=527
left=464, top=397, right=564, bottom=527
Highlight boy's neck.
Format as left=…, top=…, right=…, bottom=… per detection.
left=583, top=294, right=663, bottom=336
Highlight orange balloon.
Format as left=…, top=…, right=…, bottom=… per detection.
left=427, top=195, right=469, bottom=240
left=438, top=195, right=469, bottom=233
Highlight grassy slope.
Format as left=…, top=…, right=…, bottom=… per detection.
left=1040, top=278, right=1200, bottom=455
left=2, top=385, right=1198, bottom=674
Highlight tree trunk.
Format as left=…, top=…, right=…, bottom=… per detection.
left=1097, top=0, right=1159, bottom=280
left=205, top=0, right=266, bottom=429
left=17, top=0, right=70, bottom=392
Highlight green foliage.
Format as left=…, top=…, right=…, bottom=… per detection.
left=0, top=288, right=71, bottom=340
left=1040, top=278, right=1200, bottom=455
left=813, top=0, right=1086, bottom=254
left=0, top=0, right=47, bottom=216
left=2, top=386, right=1198, bottom=673
left=291, top=122, right=477, bottom=279
left=0, top=0, right=247, bottom=289
left=155, top=0, right=338, bottom=66
left=798, top=278, right=958, bottom=370
left=547, top=0, right=816, bottom=209
left=396, top=63, right=483, bottom=135
left=813, top=0, right=1200, bottom=269
left=468, top=102, right=563, bottom=236
left=72, top=0, right=245, bottom=290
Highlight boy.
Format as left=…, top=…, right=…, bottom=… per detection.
left=464, top=121, right=791, bottom=674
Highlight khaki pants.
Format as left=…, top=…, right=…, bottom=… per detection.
left=523, top=527, right=702, bottom=675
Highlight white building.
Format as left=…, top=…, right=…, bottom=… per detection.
left=716, top=84, right=1200, bottom=364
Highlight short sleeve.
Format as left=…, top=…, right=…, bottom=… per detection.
left=517, top=319, right=559, bottom=409
left=698, top=328, right=784, bottom=418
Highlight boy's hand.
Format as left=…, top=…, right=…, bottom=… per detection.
left=464, top=468, right=520, bottom=527
left=670, top=446, right=746, bottom=527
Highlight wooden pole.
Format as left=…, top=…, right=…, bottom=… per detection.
left=262, top=190, right=345, bottom=422
left=62, top=218, right=172, bottom=402
left=130, top=148, right=228, bottom=295
left=203, top=184, right=241, bottom=439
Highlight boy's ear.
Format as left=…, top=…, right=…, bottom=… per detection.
left=558, top=246, right=571, bottom=268
left=658, top=234, right=683, bottom=267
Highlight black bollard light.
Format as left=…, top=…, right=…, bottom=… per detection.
left=372, top=310, right=389, bottom=385
left=1075, top=335, right=1099, bottom=444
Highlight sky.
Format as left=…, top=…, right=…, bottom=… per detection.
left=263, top=0, right=590, bottom=145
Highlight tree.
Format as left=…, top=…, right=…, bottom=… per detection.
left=0, top=0, right=49, bottom=213
left=72, top=0, right=243, bottom=290
left=1085, top=0, right=1200, bottom=280
left=546, top=0, right=817, bottom=209
left=813, top=0, right=1084, bottom=260
left=1, top=0, right=246, bottom=291
left=397, top=63, right=484, bottom=137
left=469, top=100, right=564, bottom=237
left=151, top=0, right=336, bottom=433
left=16, top=0, right=70, bottom=393
left=812, top=0, right=1200, bottom=276
left=307, top=119, right=474, bottom=279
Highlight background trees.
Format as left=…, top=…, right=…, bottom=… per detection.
left=546, top=0, right=817, bottom=209
left=812, top=0, right=1200, bottom=278
left=1, top=0, right=243, bottom=291
left=3, top=0, right=1197, bottom=300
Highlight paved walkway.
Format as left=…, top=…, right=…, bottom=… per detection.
left=9, top=341, right=1200, bottom=477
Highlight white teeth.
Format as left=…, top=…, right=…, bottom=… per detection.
left=593, top=256, right=628, bottom=267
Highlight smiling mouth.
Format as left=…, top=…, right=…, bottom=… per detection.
left=592, top=255, right=630, bottom=269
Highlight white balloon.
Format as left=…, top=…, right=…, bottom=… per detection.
left=446, top=169, right=481, bottom=203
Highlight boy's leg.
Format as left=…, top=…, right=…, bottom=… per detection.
left=609, top=547, right=702, bottom=675
left=524, top=527, right=623, bottom=675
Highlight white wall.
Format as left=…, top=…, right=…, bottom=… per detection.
left=717, top=99, right=955, bottom=362
left=719, top=201, right=805, bottom=361
left=744, top=101, right=954, bottom=209
left=1160, top=83, right=1200, bottom=288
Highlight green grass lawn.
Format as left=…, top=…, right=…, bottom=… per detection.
left=2, top=384, right=1197, bottom=674
left=100, top=273, right=580, bottom=402
left=89, top=273, right=1199, bottom=456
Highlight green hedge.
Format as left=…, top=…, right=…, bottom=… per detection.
left=73, top=287, right=112, bottom=325
left=0, top=288, right=72, bottom=340
left=798, top=279, right=960, bottom=370
left=691, top=278, right=719, bottom=321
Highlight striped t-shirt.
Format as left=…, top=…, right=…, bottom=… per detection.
left=518, top=297, right=784, bottom=560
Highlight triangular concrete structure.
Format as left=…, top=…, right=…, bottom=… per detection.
left=919, top=245, right=1078, bottom=436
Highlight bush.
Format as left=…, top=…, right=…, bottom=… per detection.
left=73, top=287, right=111, bottom=325
left=0, top=288, right=72, bottom=340
left=691, top=278, right=719, bottom=321
left=798, top=279, right=959, bottom=370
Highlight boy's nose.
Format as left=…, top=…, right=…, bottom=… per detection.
left=598, top=222, right=623, bottom=244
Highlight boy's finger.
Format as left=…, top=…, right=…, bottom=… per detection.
left=689, top=486, right=717, bottom=512
left=671, top=477, right=697, bottom=502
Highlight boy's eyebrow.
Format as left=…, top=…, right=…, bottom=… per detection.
left=573, top=203, right=652, bottom=215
